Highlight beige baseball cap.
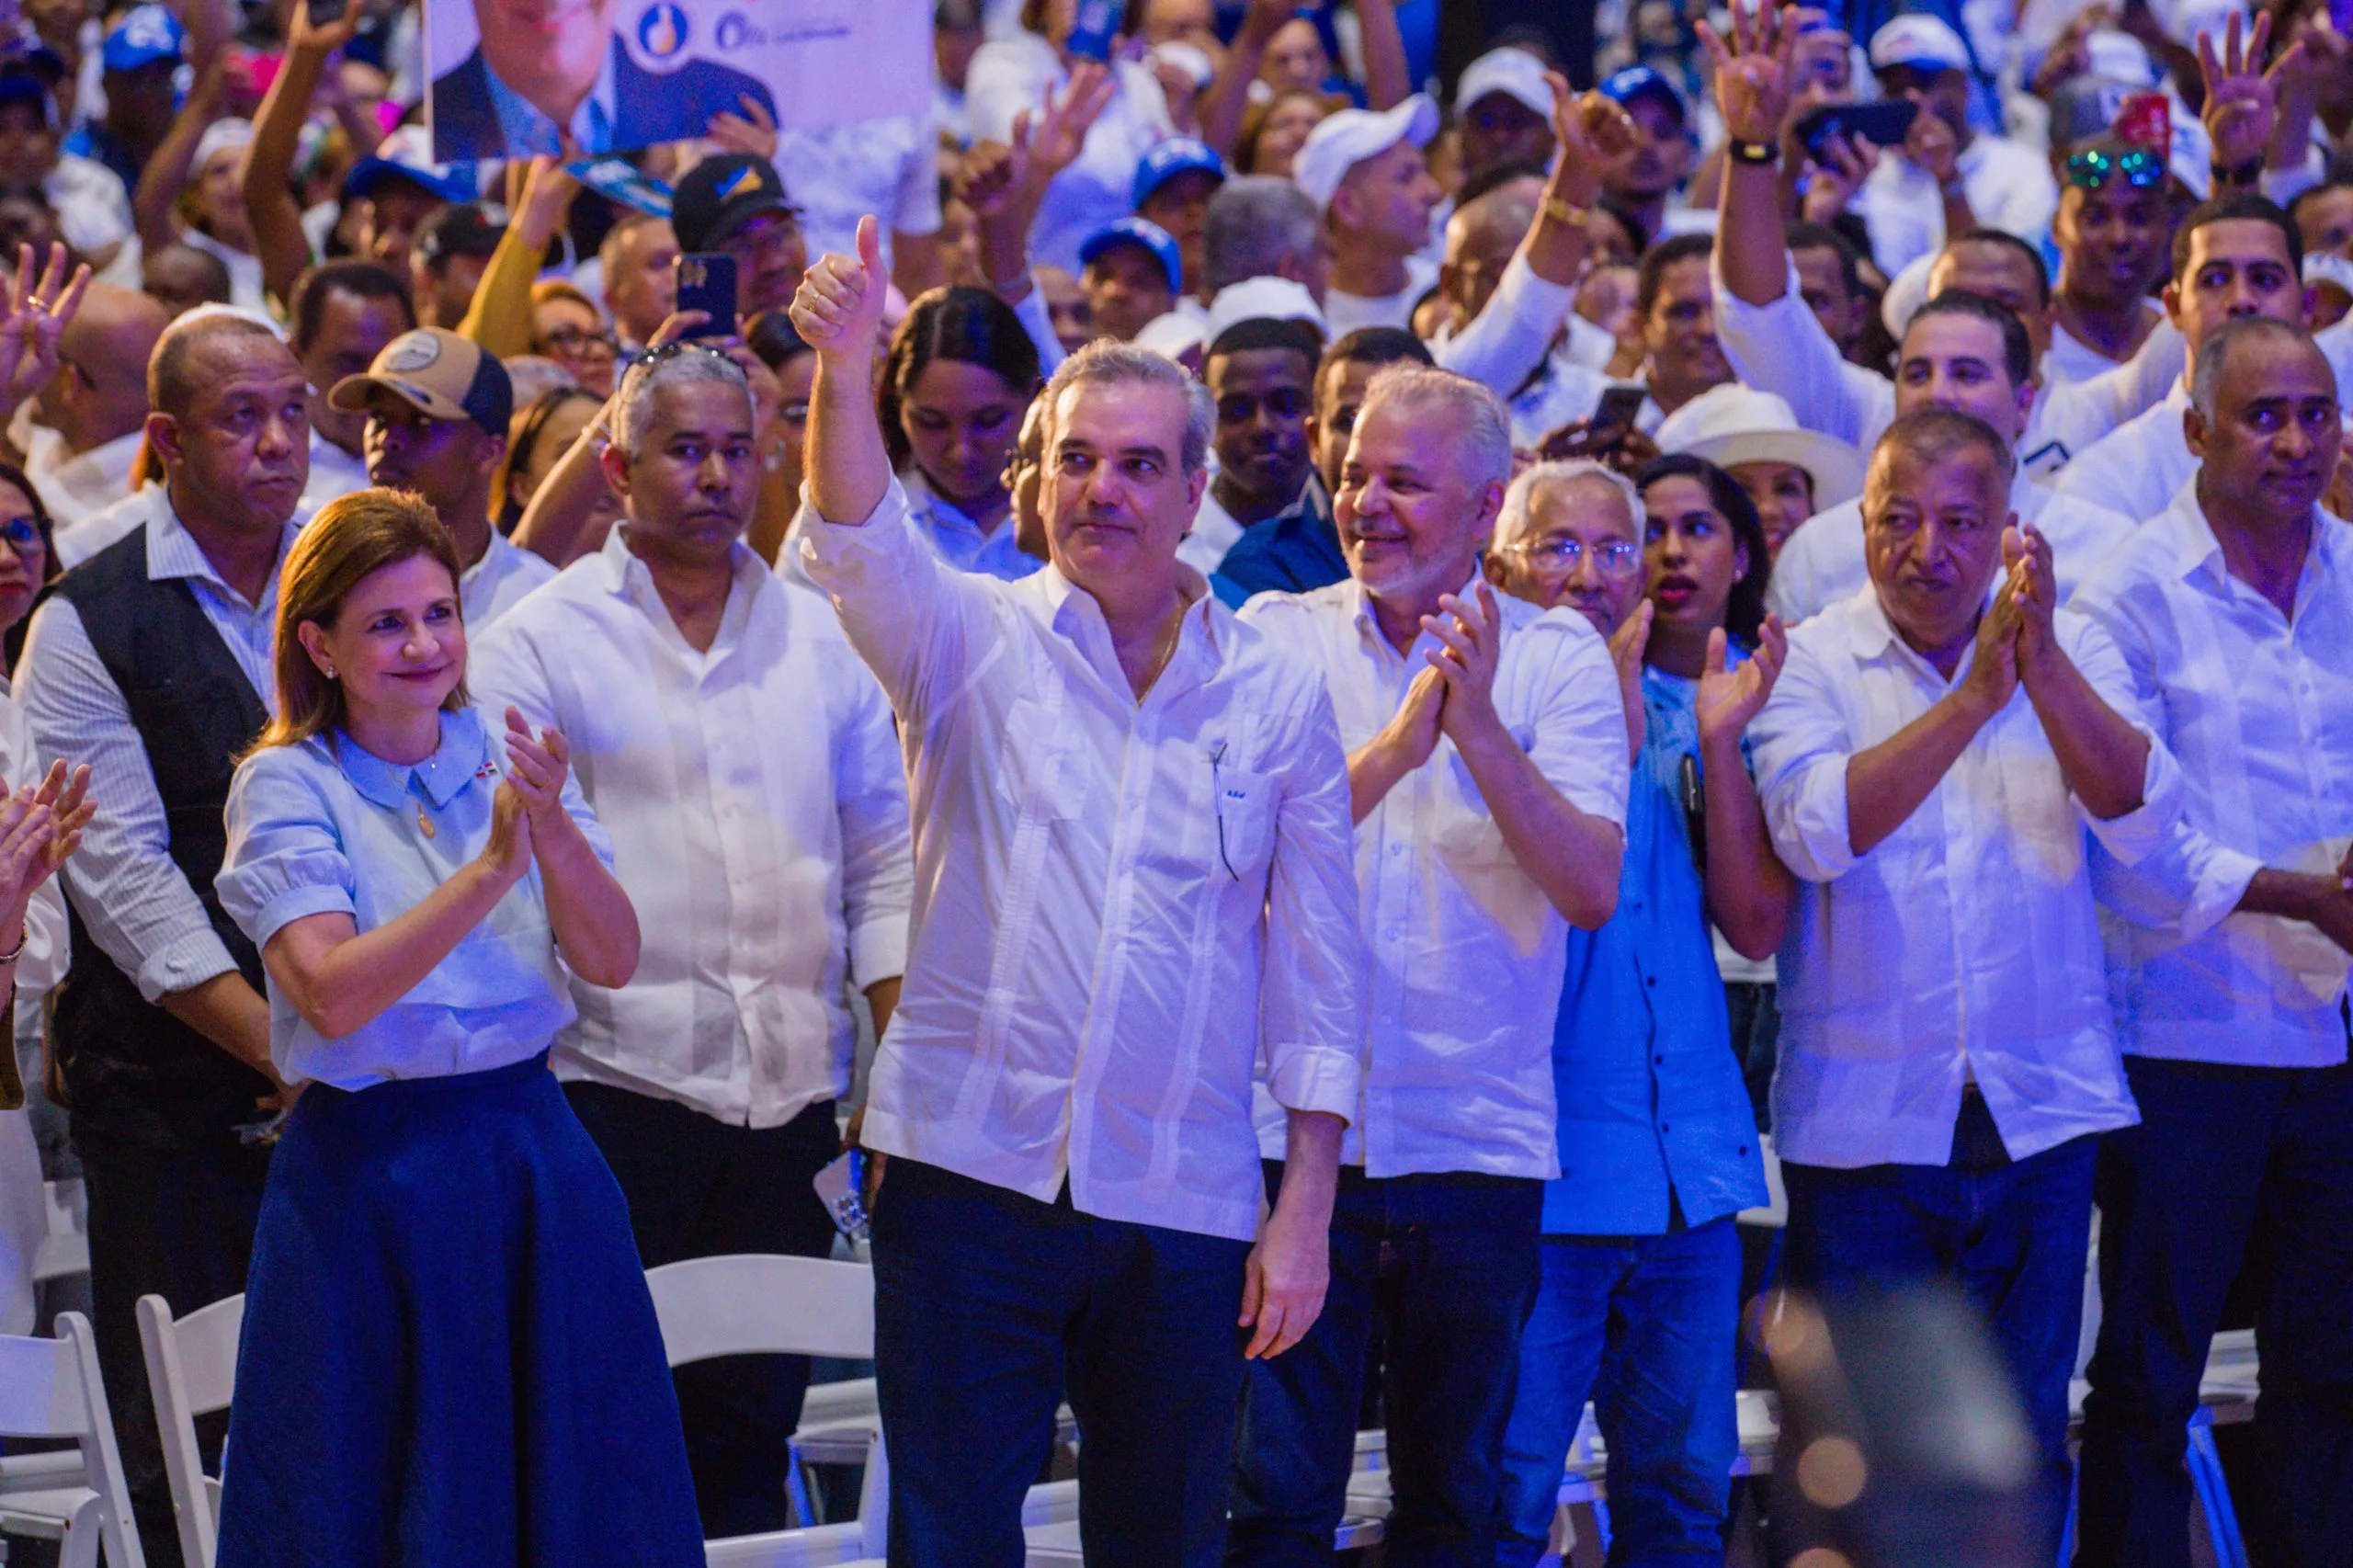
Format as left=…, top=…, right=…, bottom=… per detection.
left=328, top=327, right=513, bottom=437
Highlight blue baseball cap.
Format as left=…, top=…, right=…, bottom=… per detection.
left=1599, top=64, right=1687, bottom=125
left=345, top=124, right=480, bottom=206
left=102, top=5, right=185, bottom=73
left=1132, top=138, right=1225, bottom=210
left=1079, top=217, right=1182, bottom=294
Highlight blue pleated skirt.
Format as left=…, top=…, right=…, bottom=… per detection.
left=214, top=1053, right=705, bottom=1568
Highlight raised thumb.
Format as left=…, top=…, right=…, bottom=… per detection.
left=856, top=214, right=883, bottom=281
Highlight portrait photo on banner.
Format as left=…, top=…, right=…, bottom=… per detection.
left=424, top=0, right=929, bottom=161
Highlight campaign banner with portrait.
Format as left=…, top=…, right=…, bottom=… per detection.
left=426, top=0, right=931, bottom=163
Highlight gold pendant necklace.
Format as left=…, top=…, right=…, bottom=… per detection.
left=416, top=804, right=437, bottom=839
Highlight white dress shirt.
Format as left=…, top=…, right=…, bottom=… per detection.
left=774, top=114, right=944, bottom=275
left=300, top=432, right=371, bottom=513
left=459, top=528, right=556, bottom=629
left=1323, top=256, right=1439, bottom=340
left=17, top=506, right=294, bottom=1002
left=2051, top=381, right=2193, bottom=525
left=1750, top=585, right=2180, bottom=1167
left=1712, top=256, right=2183, bottom=475
left=797, top=479, right=1365, bottom=1242
left=2073, top=486, right=2353, bottom=1067
left=1766, top=471, right=2140, bottom=625
left=469, top=527, right=914, bottom=1130
left=20, top=426, right=142, bottom=530
left=1238, top=577, right=1629, bottom=1179
left=1180, top=487, right=1248, bottom=577
left=2044, top=316, right=2160, bottom=388
left=1851, top=133, right=2059, bottom=278
left=1429, top=252, right=1575, bottom=402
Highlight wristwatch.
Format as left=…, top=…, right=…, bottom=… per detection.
left=1728, top=138, right=1779, bottom=166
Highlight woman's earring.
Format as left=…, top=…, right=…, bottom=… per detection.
left=323, top=664, right=337, bottom=679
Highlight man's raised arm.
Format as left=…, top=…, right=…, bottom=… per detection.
left=795, top=216, right=897, bottom=527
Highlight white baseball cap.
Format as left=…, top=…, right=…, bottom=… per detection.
left=1456, top=47, right=1554, bottom=120
left=1203, top=277, right=1328, bottom=347
left=1654, top=384, right=1863, bottom=508
left=1292, top=93, right=1440, bottom=210
left=1868, top=13, right=1972, bottom=74
left=2083, top=28, right=2159, bottom=87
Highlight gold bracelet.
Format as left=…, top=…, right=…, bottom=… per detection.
left=0, top=926, right=26, bottom=966
left=1540, top=193, right=1592, bottom=227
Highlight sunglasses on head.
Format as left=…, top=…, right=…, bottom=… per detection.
left=2065, top=146, right=2165, bottom=190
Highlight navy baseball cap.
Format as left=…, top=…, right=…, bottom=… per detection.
left=1132, top=139, right=1226, bottom=210
left=1079, top=218, right=1182, bottom=294
left=346, top=125, right=480, bottom=205
left=672, top=154, right=799, bottom=253
left=1599, top=64, right=1687, bottom=124
left=0, top=68, right=56, bottom=131
left=102, top=5, right=183, bottom=72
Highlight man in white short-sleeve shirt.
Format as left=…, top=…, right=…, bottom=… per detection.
left=1226, top=367, right=1628, bottom=1562
left=1749, top=409, right=2179, bottom=1565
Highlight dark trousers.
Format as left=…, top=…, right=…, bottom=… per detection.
left=1495, top=1220, right=1745, bottom=1567
left=563, top=1084, right=839, bottom=1539
left=1227, top=1165, right=1544, bottom=1568
left=1779, top=1094, right=2096, bottom=1566
left=78, top=1127, right=271, bottom=1568
left=2076, top=1056, right=2353, bottom=1568
left=870, top=1157, right=1251, bottom=1568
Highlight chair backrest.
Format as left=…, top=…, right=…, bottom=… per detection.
left=0, top=1312, right=146, bottom=1567
left=643, top=1255, right=875, bottom=1367
left=138, top=1292, right=244, bottom=1568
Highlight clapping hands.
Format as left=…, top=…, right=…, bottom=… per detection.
left=0, top=761, right=94, bottom=947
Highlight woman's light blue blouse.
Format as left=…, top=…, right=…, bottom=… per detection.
left=216, top=706, right=616, bottom=1089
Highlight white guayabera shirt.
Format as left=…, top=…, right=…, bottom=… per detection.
left=799, top=480, right=1367, bottom=1243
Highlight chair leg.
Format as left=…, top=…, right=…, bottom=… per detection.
left=2185, top=1410, right=2248, bottom=1568
left=62, top=1493, right=104, bottom=1568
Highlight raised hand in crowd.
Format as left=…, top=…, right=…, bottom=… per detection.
left=792, top=215, right=899, bottom=528
left=0, top=761, right=94, bottom=961
left=0, top=243, right=90, bottom=446
left=708, top=93, right=781, bottom=161
left=1695, top=614, right=1788, bottom=754
left=1608, top=597, right=1654, bottom=763
left=1701, top=2, right=1798, bottom=151
left=2199, top=10, right=2303, bottom=187
left=1799, top=131, right=1880, bottom=223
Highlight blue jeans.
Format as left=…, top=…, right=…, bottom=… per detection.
left=870, top=1158, right=1250, bottom=1568
left=1227, top=1165, right=1543, bottom=1567
left=2076, top=1055, right=2353, bottom=1568
left=1495, top=1219, right=1743, bottom=1567
left=1779, top=1093, right=2096, bottom=1565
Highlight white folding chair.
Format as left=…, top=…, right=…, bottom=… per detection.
left=134, top=1291, right=244, bottom=1568
left=31, top=1178, right=88, bottom=1287
left=0, top=1310, right=145, bottom=1568
left=643, top=1254, right=888, bottom=1568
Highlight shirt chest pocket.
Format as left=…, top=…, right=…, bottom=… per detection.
left=1205, top=758, right=1278, bottom=881
left=1004, top=695, right=1084, bottom=821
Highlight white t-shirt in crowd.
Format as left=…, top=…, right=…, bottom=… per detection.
left=1851, top=131, right=2059, bottom=279
left=1322, top=254, right=1438, bottom=339
left=775, top=114, right=944, bottom=276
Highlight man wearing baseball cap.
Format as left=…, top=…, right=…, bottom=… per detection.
left=1456, top=47, right=1559, bottom=186
left=67, top=3, right=181, bottom=191
left=1852, top=13, right=2058, bottom=276
left=329, top=326, right=553, bottom=629
left=1292, top=94, right=1442, bottom=339
left=1596, top=65, right=1696, bottom=244
left=1079, top=218, right=1182, bottom=344
left=1133, top=139, right=1226, bottom=305
left=671, top=153, right=808, bottom=319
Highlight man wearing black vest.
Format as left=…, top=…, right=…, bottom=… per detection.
left=18, top=311, right=313, bottom=1567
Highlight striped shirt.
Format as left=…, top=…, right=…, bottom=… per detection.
left=17, top=506, right=294, bottom=1002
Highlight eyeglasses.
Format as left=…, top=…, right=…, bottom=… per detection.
left=0, top=517, right=40, bottom=554
left=2064, top=146, right=2165, bottom=191
left=627, top=338, right=735, bottom=372
left=1506, top=536, right=1643, bottom=577
left=538, top=324, right=620, bottom=359
left=780, top=398, right=810, bottom=426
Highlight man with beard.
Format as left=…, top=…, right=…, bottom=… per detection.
left=1188, top=314, right=1324, bottom=574
left=18, top=310, right=312, bottom=1566
left=332, top=326, right=552, bottom=630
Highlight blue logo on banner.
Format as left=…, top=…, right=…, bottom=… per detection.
left=636, top=3, right=688, bottom=59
